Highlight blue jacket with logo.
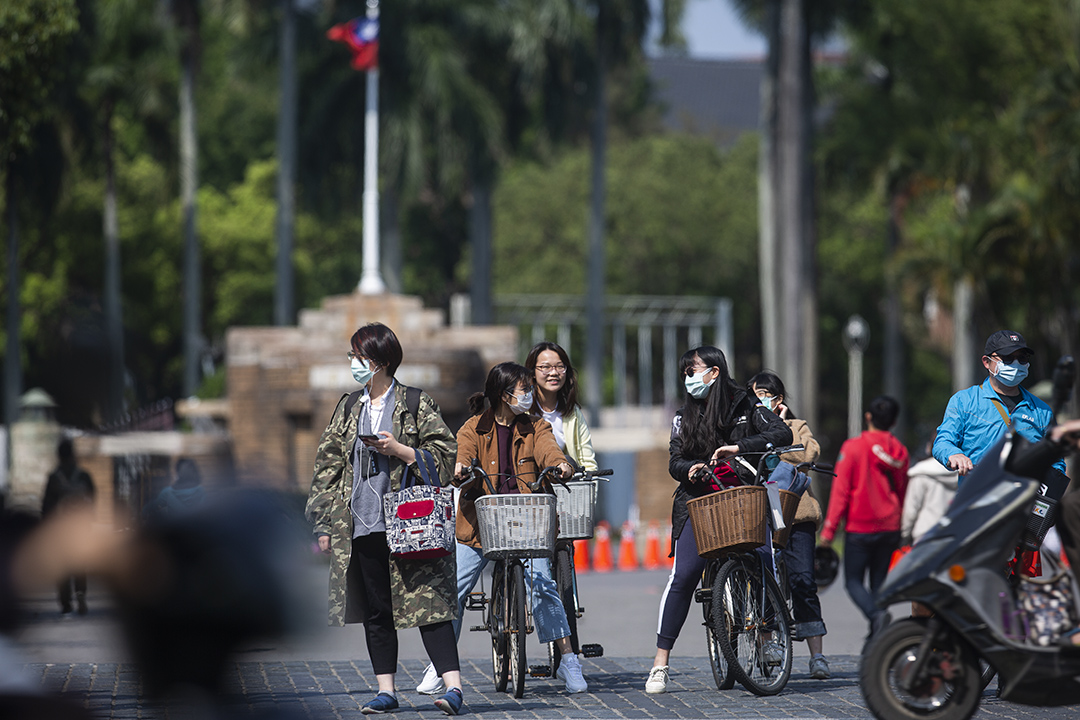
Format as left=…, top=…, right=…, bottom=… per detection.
left=933, top=377, right=1065, bottom=482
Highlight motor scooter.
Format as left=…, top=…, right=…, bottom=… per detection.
left=859, top=361, right=1080, bottom=720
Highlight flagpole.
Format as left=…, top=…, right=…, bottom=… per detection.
left=358, top=0, right=386, bottom=294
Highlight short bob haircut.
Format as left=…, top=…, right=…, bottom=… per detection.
left=350, top=322, right=403, bottom=377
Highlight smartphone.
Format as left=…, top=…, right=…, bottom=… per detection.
left=359, top=434, right=381, bottom=442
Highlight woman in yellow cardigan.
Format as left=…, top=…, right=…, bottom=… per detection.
left=526, top=341, right=598, bottom=472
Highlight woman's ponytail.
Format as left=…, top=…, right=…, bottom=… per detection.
left=467, top=392, right=488, bottom=416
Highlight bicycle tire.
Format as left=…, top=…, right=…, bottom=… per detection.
left=713, top=556, right=793, bottom=696
left=555, top=543, right=580, bottom=652
left=509, top=562, right=528, bottom=698
left=490, top=564, right=509, bottom=693
left=702, top=562, right=735, bottom=690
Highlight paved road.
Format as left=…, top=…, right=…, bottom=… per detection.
left=10, top=565, right=1072, bottom=719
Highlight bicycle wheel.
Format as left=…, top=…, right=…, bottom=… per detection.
left=702, top=563, right=735, bottom=690
left=509, top=562, right=528, bottom=698
left=713, top=556, right=793, bottom=696
left=489, top=564, right=509, bottom=693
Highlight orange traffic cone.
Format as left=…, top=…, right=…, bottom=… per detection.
left=592, top=521, right=614, bottom=573
left=643, top=521, right=663, bottom=570
left=574, top=538, right=590, bottom=574
left=618, top=521, right=640, bottom=571
left=661, top=523, right=674, bottom=568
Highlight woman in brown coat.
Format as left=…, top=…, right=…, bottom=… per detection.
left=416, top=362, right=590, bottom=695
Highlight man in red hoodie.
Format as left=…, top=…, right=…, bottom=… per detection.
left=822, top=395, right=909, bottom=638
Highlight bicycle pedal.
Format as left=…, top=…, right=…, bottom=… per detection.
left=465, top=593, right=487, bottom=611
left=468, top=625, right=488, bottom=632
left=694, top=588, right=712, bottom=603
left=580, top=643, right=603, bottom=658
left=529, top=665, right=552, bottom=677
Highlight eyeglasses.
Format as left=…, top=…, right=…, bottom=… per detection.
left=535, top=364, right=567, bottom=374
left=684, top=365, right=711, bottom=377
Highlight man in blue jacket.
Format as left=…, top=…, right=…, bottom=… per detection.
left=933, top=330, right=1066, bottom=483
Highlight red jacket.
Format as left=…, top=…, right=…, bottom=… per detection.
left=822, top=430, right=910, bottom=541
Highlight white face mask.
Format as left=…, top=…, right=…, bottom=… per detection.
left=351, top=357, right=377, bottom=385
left=759, top=395, right=776, bottom=412
left=684, top=369, right=714, bottom=399
left=506, top=389, right=534, bottom=415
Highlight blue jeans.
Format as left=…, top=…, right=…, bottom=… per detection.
left=781, top=522, right=827, bottom=640
left=452, top=542, right=571, bottom=645
left=843, top=531, right=899, bottom=622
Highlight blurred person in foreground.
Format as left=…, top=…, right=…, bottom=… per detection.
left=2, top=486, right=305, bottom=718
left=305, top=322, right=465, bottom=715
left=42, top=438, right=96, bottom=617
left=821, top=396, right=909, bottom=639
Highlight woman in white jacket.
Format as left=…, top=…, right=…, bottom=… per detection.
left=526, top=341, right=598, bottom=472
left=901, top=452, right=959, bottom=546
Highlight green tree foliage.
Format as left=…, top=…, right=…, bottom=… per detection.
left=0, top=0, right=79, bottom=156
left=483, top=132, right=762, bottom=355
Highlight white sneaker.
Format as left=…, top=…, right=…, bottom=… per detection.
left=645, top=665, right=669, bottom=694
left=416, top=663, right=445, bottom=695
left=556, top=652, right=588, bottom=693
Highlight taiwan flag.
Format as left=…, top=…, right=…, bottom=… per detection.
left=327, top=17, right=379, bottom=71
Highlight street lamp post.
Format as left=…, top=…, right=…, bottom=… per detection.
left=842, top=314, right=870, bottom=439
left=357, top=0, right=386, bottom=295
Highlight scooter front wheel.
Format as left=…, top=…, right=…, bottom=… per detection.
left=860, top=619, right=981, bottom=720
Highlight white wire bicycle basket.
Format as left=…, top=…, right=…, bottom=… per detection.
left=474, top=494, right=557, bottom=559
left=552, top=481, right=599, bottom=540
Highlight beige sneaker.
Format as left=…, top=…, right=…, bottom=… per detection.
left=645, top=665, right=669, bottom=694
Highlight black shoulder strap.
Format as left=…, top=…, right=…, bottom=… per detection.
left=406, top=385, right=421, bottom=423
left=344, top=386, right=422, bottom=424
left=343, top=390, right=363, bottom=420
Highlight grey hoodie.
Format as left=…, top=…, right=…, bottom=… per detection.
left=901, top=457, right=960, bottom=544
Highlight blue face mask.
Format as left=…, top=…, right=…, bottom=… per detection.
left=351, top=357, right=377, bottom=385
left=759, top=395, right=776, bottom=412
left=994, top=359, right=1029, bottom=387
left=684, top=369, right=714, bottom=399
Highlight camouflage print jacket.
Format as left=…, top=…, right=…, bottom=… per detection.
left=305, top=382, right=458, bottom=628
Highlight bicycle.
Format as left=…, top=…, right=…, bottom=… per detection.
left=691, top=444, right=820, bottom=696
left=543, top=461, right=614, bottom=678
left=460, top=459, right=564, bottom=698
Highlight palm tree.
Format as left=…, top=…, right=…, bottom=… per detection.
left=84, top=0, right=171, bottom=421
left=170, top=0, right=203, bottom=397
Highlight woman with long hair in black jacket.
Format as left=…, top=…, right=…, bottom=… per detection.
left=645, top=346, right=792, bottom=694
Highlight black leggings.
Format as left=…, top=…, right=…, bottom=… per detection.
left=348, top=533, right=460, bottom=676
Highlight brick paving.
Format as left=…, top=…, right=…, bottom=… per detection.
left=28, top=655, right=1066, bottom=720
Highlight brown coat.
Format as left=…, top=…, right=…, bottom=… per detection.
left=785, top=418, right=824, bottom=528
left=454, top=409, right=569, bottom=548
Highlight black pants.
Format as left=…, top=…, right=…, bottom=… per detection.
left=58, top=574, right=87, bottom=612
left=843, top=531, right=899, bottom=622
left=781, top=523, right=827, bottom=640
left=348, top=533, right=459, bottom=677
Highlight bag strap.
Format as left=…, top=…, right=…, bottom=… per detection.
left=404, top=448, right=440, bottom=489
left=989, top=397, right=1013, bottom=428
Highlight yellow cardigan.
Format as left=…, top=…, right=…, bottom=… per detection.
left=561, top=406, right=598, bottom=471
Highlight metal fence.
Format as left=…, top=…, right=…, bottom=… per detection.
left=452, top=294, right=733, bottom=407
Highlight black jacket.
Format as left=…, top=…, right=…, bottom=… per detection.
left=667, top=388, right=793, bottom=545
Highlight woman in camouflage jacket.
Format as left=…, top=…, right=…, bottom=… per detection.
left=305, top=323, right=464, bottom=715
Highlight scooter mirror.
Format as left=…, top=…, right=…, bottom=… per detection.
left=1051, top=355, right=1075, bottom=418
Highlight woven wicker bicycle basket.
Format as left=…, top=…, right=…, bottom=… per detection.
left=688, top=485, right=801, bottom=558
left=474, top=493, right=557, bottom=559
